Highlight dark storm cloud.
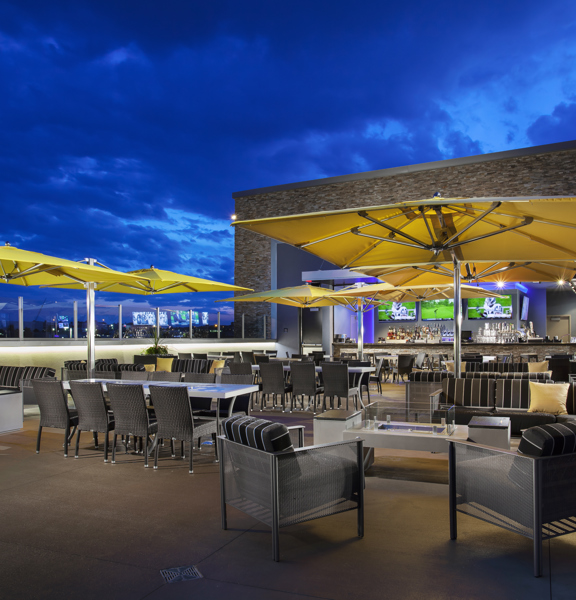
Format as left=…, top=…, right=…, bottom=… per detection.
left=0, top=0, right=575, bottom=315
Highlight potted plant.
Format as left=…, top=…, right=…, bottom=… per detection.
left=143, top=329, right=169, bottom=355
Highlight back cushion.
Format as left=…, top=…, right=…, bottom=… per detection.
left=500, top=372, right=551, bottom=381
left=567, top=383, right=576, bottom=415
left=0, top=366, right=26, bottom=388
left=443, top=378, right=495, bottom=409
left=518, top=422, right=576, bottom=457
left=224, top=415, right=294, bottom=453
left=117, top=363, right=146, bottom=372
left=496, top=379, right=530, bottom=410
left=465, top=372, right=497, bottom=379
left=528, top=360, right=549, bottom=373
left=64, top=360, right=86, bottom=371
left=21, top=366, right=56, bottom=380
left=409, top=371, right=451, bottom=383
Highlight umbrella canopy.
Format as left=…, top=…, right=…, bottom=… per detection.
left=234, top=196, right=576, bottom=371
left=217, top=284, right=352, bottom=308
left=330, top=283, right=503, bottom=302
left=0, top=243, right=148, bottom=287
left=233, top=196, right=576, bottom=267
left=0, top=245, right=151, bottom=377
left=217, top=285, right=357, bottom=354
left=356, top=260, right=576, bottom=286
left=48, top=266, right=251, bottom=295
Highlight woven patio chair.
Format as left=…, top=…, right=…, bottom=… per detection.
left=182, top=372, right=217, bottom=413
left=121, top=371, right=150, bottom=381
left=260, top=362, right=292, bottom=411
left=241, top=351, right=255, bottom=364
left=349, top=361, right=371, bottom=404
left=321, top=363, right=361, bottom=410
left=193, top=353, right=208, bottom=360
left=254, top=354, right=270, bottom=366
left=219, top=415, right=364, bottom=561
left=370, top=357, right=386, bottom=393
left=392, top=355, right=415, bottom=383
left=148, top=371, right=182, bottom=382
left=107, top=383, right=158, bottom=468
left=290, top=361, right=324, bottom=412
left=148, top=385, right=217, bottom=473
left=33, top=379, right=79, bottom=458
left=69, top=381, right=115, bottom=462
left=229, top=362, right=253, bottom=376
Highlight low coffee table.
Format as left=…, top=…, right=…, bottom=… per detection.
left=343, top=419, right=468, bottom=453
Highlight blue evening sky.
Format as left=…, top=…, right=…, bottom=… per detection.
left=1, top=0, right=575, bottom=322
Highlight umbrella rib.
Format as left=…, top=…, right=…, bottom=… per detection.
left=446, top=217, right=533, bottom=251
left=488, top=211, right=576, bottom=230
left=299, top=223, right=372, bottom=249
left=344, top=239, right=384, bottom=269
left=419, top=208, right=436, bottom=245
left=357, top=211, right=431, bottom=248
left=351, top=230, right=429, bottom=250
left=442, top=202, right=501, bottom=246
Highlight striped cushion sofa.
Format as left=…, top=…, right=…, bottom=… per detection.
left=0, top=365, right=56, bottom=390
left=432, top=378, right=576, bottom=435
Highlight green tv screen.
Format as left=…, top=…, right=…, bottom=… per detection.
left=467, top=295, right=513, bottom=319
left=420, top=299, right=454, bottom=321
left=377, top=301, right=416, bottom=321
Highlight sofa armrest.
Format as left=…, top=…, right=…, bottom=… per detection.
left=287, top=425, right=305, bottom=448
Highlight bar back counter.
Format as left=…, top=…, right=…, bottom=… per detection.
left=333, top=342, right=576, bottom=361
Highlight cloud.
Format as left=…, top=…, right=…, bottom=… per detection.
left=527, top=101, right=576, bottom=145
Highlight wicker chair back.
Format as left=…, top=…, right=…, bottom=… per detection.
left=107, top=383, right=151, bottom=437
left=291, top=362, right=318, bottom=396
left=260, top=362, right=286, bottom=395
left=183, top=372, right=216, bottom=383
left=69, top=381, right=111, bottom=433
left=33, top=380, right=73, bottom=429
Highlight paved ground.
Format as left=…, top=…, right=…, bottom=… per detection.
left=1, top=382, right=575, bottom=599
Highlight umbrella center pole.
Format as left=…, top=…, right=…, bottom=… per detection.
left=357, top=298, right=364, bottom=361
left=453, top=257, right=462, bottom=378
left=86, top=259, right=96, bottom=378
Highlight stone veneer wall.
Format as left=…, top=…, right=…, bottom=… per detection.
left=233, top=146, right=576, bottom=332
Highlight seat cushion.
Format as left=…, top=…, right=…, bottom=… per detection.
left=495, top=410, right=557, bottom=436
left=223, top=415, right=294, bottom=453
left=518, top=422, right=576, bottom=457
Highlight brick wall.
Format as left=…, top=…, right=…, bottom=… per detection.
left=234, top=146, right=576, bottom=330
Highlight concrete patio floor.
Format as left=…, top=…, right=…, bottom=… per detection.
left=1, top=382, right=575, bottom=599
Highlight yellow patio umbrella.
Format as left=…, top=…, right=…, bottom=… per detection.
left=43, top=265, right=251, bottom=373
left=217, top=285, right=357, bottom=354
left=233, top=196, right=576, bottom=372
left=0, top=244, right=151, bottom=376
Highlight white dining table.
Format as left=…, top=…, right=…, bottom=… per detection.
left=63, top=378, right=259, bottom=437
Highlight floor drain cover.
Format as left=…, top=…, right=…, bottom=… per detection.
left=160, top=566, right=203, bottom=583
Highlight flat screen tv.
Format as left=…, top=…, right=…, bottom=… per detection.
left=132, top=311, right=169, bottom=326
left=421, top=299, right=454, bottom=321
left=377, top=301, right=416, bottom=321
left=169, top=310, right=201, bottom=326
left=467, top=295, right=513, bottom=319
left=521, top=296, right=529, bottom=321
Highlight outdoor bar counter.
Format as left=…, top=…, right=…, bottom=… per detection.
left=333, top=342, right=576, bottom=361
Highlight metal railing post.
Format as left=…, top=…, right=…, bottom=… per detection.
left=18, top=296, right=23, bottom=339
left=73, top=301, right=78, bottom=339
left=118, top=304, right=123, bottom=339
left=263, top=315, right=266, bottom=339
left=189, top=309, right=193, bottom=339
left=155, top=307, right=160, bottom=339
left=217, top=311, right=221, bottom=338
left=242, top=313, right=245, bottom=339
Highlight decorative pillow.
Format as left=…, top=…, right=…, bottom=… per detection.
left=518, top=422, right=576, bottom=456
left=223, top=415, right=294, bottom=453
left=144, top=364, right=156, bottom=372
left=156, top=357, right=174, bottom=372
left=445, top=361, right=465, bottom=373
left=527, top=360, right=549, bottom=373
left=209, top=359, right=226, bottom=374
left=528, top=382, right=569, bottom=415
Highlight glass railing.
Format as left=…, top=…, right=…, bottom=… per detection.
left=1, top=297, right=272, bottom=340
